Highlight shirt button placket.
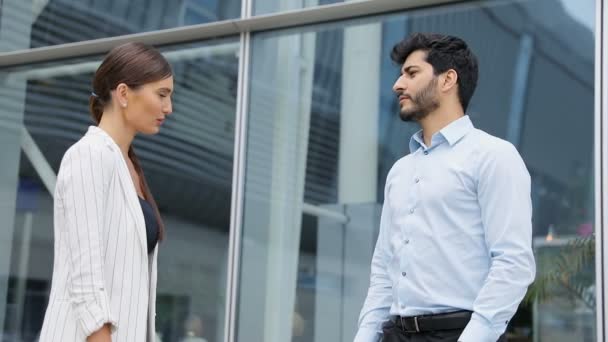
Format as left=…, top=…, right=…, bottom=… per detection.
left=403, top=167, right=417, bottom=298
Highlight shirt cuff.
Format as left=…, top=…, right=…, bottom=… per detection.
left=458, top=315, right=500, bottom=342
left=71, top=289, right=118, bottom=337
left=353, top=326, right=381, bottom=342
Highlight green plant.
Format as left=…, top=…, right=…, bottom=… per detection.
left=524, top=235, right=595, bottom=309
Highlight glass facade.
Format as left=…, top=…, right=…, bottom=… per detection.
left=237, top=1, right=596, bottom=342
left=0, top=39, right=238, bottom=341
left=0, top=0, right=603, bottom=341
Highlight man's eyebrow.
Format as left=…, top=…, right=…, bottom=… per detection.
left=402, top=65, right=420, bottom=74
left=158, top=87, right=173, bottom=93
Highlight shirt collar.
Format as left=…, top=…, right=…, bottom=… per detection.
left=409, top=115, right=474, bottom=153
left=86, top=125, right=121, bottom=152
left=409, top=131, right=425, bottom=153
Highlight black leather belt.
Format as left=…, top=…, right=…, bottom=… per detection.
left=390, top=310, right=472, bottom=333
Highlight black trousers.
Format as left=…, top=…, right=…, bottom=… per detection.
left=381, top=320, right=507, bottom=342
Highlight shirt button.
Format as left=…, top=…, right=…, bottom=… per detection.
left=423, top=151, right=429, bottom=155
left=415, top=178, right=420, bottom=183
left=401, top=272, right=406, bottom=276
left=409, top=208, right=414, bottom=214
left=404, top=239, right=410, bottom=244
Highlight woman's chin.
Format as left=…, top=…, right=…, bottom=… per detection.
left=139, top=126, right=161, bottom=135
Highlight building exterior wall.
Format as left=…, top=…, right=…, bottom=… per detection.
left=0, top=0, right=603, bottom=341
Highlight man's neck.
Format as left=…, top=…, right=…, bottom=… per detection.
left=419, top=107, right=464, bottom=147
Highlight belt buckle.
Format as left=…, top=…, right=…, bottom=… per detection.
left=400, top=316, right=421, bottom=333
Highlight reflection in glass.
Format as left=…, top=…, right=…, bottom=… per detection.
left=0, top=0, right=241, bottom=52
left=238, top=1, right=595, bottom=341
left=0, top=40, right=238, bottom=342
left=254, top=0, right=342, bottom=16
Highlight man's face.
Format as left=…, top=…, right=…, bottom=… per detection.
left=392, top=50, right=440, bottom=122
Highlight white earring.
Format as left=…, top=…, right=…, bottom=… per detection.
left=122, top=102, right=127, bottom=108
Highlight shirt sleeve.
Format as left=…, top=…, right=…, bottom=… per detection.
left=58, top=142, right=118, bottom=336
left=354, top=182, right=394, bottom=342
left=459, top=142, right=536, bottom=342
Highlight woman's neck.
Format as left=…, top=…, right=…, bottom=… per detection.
left=98, top=112, right=136, bottom=157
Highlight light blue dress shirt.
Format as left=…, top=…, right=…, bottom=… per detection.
left=354, top=115, right=535, bottom=342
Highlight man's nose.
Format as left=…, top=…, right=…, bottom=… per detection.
left=393, top=75, right=406, bottom=93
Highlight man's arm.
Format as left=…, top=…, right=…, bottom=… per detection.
left=354, top=187, right=395, bottom=342
left=459, top=142, right=536, bottom=342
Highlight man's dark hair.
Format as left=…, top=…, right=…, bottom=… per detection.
left=391, top=33, right=478, bottom=112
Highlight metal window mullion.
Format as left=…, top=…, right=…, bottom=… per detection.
left=241, top=0, right=253, bottom=19
left=597, top=0, right=606, bottom=341
left=223, top=0, right=252, bottom=336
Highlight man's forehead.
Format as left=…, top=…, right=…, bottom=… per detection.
left=403, top=50, right=429, bottom=69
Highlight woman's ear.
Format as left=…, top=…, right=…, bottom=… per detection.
left=115, top=83, right=129, bottom=108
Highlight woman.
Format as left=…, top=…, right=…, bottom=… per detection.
left=39, top=41, right=173, bottom=342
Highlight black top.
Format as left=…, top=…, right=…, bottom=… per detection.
left=138, top=196, right=159, bottom=254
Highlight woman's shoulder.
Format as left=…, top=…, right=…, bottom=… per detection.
left=55, top=127, right=121, bottom=196
left=60, top=127, right=119, bottom=171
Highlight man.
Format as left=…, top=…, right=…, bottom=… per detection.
left=354, top=33, right=535, bottom=342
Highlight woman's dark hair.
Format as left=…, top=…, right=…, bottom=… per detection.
left=391, top=33, right=478, bottom=112
left=90, top=41, right=172, bottom=242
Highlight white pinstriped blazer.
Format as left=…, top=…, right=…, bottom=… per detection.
left=39, top=126, right=158, bottom=342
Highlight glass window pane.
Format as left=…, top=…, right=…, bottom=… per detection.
left=238, top=1, right=596, bottom=342
left=0, top=0, right=241, bottom=52
left=254, top=0, right=342, bottom=17
left=0, top=38, right=238, bottom=341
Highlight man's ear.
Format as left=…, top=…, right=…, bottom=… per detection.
left=441, top=69, right=458, bottom=92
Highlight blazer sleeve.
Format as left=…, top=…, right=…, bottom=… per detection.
left=56, top=141, right=118, bottom=336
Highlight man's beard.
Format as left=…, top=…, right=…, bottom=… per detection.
left=399, top=77, right=440, bottom=122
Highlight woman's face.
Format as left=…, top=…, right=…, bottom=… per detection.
left=123, top=76, right=174, bottom=135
